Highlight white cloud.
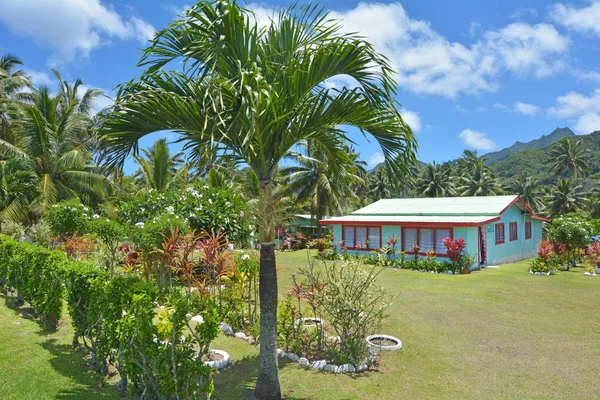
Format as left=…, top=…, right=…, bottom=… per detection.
left=326, top=3, right=569, bottom=98
left=25, top=70, right=56, bottom=89
left=77, top=84, right=115, bottom=115
left=459, top=129, right=497, bottom=150
left=162, top=3, right=192, bottom=16
left=514, top=101, right=540, bottom=115
left=0, top=0, right=155, bottom=65
left=368, top=152, right=385, bottom=167
left=549, top=89, right=600, bottom=134
left=551, top=1, right=600, bottom=37
left=402, top=110, right=421, bottom=133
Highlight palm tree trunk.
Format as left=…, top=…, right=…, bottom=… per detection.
left=254, top=180, right=281, bottom=400
left=254, top=242, right=281, bottom=400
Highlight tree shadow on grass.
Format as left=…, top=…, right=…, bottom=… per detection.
left=39, top=339, right=123, bottom=399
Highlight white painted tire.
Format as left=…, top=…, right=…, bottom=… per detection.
left=294, top=317, right=324, bottom=330
left=203, top=349, right=230, bottom=370
left=366, top=334, right=403, bottom=351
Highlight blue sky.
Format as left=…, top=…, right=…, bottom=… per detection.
left=1, top=0, right=600, bottom=173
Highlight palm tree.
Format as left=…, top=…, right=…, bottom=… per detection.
left=368, top=168, right=393, bottom=201
left=415, top=162, right=456, bottom=197
left=134, top=138, right=186, bottom=191
left=0, top=54, right=31, bottom=143
left=545, top=178, right=586, bottom=217
left=550, top=138, right=589, bottom=178
left=282, top=140, right=361, bottom=226
left=98, top=2, right=417, bottom=397
left=0, top=75, right=107, bottom=216
left=0, top=158, right=39, bottom=227
left=506, top=172, right=543, bottom=212
left=459, top=159, right=503, bottom=196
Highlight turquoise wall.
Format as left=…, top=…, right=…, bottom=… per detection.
left=484, top=205, right=542, bottom=265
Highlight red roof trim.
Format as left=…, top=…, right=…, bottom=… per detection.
left=320, top=216, right=501, bottom=227
left=531, top=215, right=550, bottom=222
left=499, top=195, right=549, bottom=222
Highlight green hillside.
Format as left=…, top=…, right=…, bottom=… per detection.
left=483, top=127, right=575, bottom=165
left=492, top=130, right=600, bottom=183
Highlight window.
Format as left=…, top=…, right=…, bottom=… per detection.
left=342, top=226, right=381, bottom=250
left=509, top=222, right=518, bottom=241
left=368, top=227, right=381, bottom=249
left=343, top=226, right=354, bottom=248
left=419, top=229, right=434, bottom=253
left=402, top=227, right=454, bottom=256
left=402, top=228, right=417, bottom=252
left=525, top=222, right=532, bottom=239
left=495, top=223, right=505, bottom=244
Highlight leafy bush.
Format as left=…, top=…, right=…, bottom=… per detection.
left=46, top=199, right=91, bottom=238
left=548, top=217, right=593, bottom=270
left=27, top=220, right=53, bottom=247
left=88, top=217, right=126, bottom=276
left=1, top=220, right=24, bottom=239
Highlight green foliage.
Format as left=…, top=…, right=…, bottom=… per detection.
left=131, top=213, right=190, bottom=254
left=118, top=183, right=251, bottom=245
left=27, top=219, right=52, bottom=247
left=1, top=220, right=24, bottom=239
left=45, top=199, right=91, bottom=238
left=548, top=216, right=593, bottom=269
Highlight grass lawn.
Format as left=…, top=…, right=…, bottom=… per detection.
left=2, top=250, right=599, bottom=399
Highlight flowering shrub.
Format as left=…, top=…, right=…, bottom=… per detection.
left=548, top=217, right=593, bottom=270
left=442, top=237, right=468, bottom=273
left=386, top=233, right=399, bottom=259
left=117, top=183, right=251, bottom=245
left=46, top=199, right=92, bottom=239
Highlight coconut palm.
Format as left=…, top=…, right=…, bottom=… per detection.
left=282, top=140, right=362, bottom=226
left=97, top=2, right=416, bottom=397
left=0, top=76, right=107, bottom=216
left=550, top=138, right=589, bottom=178
left=134, top=138, right=186, bottom=191
left=459, top=159, right=503, bottom=196
left=0, top=54, right=31, bottom=143
left=368, top=168, right=393, bottom=201
left=545, top=178, right=586, bottom=217
left=0, top=158, right=39, bottom=227
left=506, top=172, right=543, bottom=212
left=415, top=162, right=456, bottom=198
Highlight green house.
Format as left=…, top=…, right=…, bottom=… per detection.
left=320, top=195, right=548, bottom=267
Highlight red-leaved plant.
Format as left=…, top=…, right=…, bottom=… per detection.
left=442, top=237, right=466, bottom=270
left=536, top=238, right=554, bottom=261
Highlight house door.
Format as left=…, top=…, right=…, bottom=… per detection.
left=479, top=225, right=487, bottom=265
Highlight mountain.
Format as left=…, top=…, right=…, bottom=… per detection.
left=491, top=130, right=600, bottom=182
left=483, top=127, right=575, bottom=165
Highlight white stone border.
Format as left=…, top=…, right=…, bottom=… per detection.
left=219, top=322, right=374, bottom=374
left=203, top=349, right=230, bottom=370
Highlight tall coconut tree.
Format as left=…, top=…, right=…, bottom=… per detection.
left=97, top=1, right=417, bottom=397
left=550, top=138, right=589, bottom=178
left=0, top=158, right=39, bottom=227
left=506, top=172, right=543, bottom=212
left=0, top=76, right=107, bottom=215
left=459, top=159, right=503, bottom=196
left=545, top=178, right=586, bottom=217
left=368, top=167, right=393, bottom=201
left=0, top=53, right=31, bottom=143
left=134, top=138, right=186, bottom=191
left=282, top=140, right=362, bottom=226
left=415, top=162, right=456, bottom=198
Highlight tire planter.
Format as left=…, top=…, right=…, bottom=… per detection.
left=202, top=349, right=230, bottom=370
left=366, top=334, right=403, bottom=351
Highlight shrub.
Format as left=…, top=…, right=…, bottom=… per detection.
left=548, top=217, right=593, bottom=270
left=46, top=199, right=91, bottom=239
left=2, top=220, right=25, bottom=239
left=88, top=218, right=126, bottom=276
left=27, top=220, right=53, bottom=247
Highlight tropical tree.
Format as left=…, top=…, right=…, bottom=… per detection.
left=545, top=178, right=586, bottom=217
left=506, top=172, right=543, bottom=212
left=0, top=75, right=107, bottom=216
left=97, top=2, right=417, bottom=398
left=0, top=53, right=30, bottom=143
left=367, top=167, right=393, bottom=201
left=415, top=162, right=456, bottom=198
left=282, top=140, right=362, bottom=225
left=134, top=138, right=186, bottom=191
left=459, top=159, right=503, bottom=196
left=550, top=138, right=589, bottom=178
left=0, top=158, right=39, bottom=227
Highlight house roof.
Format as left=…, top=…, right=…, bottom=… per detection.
left=320, top=195, right=549, bottom=226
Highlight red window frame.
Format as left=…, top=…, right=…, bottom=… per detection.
left=509, top=222, right=518, bottom=241
left=401, top=227, right=454, bottom=258
left=525, top=222, right=532, bottom=239
left=341, top=226, right=382, bottom=251
left=495, top=223, right=505, bottom=244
